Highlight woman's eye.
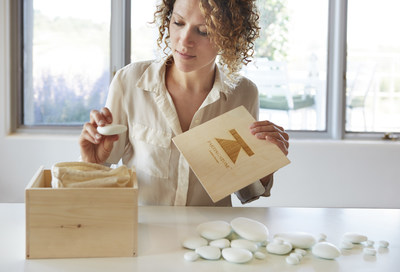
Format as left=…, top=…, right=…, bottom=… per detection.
left=173, top=21, right=184, bottom=26
left=198, top=30, right=208, bottom=36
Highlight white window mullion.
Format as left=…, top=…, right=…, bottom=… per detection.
left=110, top=0, right=131, bottom=80
left=327, top=0, right=347, bottom=139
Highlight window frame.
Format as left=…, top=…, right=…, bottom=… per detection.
left=9, top=0, right=399, bottom=141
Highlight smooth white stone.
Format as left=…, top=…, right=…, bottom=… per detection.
left=286, top=255, right=300, bottom=265
left=290, top=252, right=303, bottom=261
left=195, top=246, right=221, bottom=260
left=184, top=251, right=200, bottom=262
left=231, top=239, right=258, bottom=252
left=254, top=251, right=266, bottom=260
left=312, top=242, right=341, bottom=260
left=222, top=248, right=253, bottom=264
left=366, top=240, right=375, bottom=247
left=97, top=124, right=127, bottom=135
left=266, top=238, right=292, bottom=255
left=363, top=248, right=377, bottom=256
left=378, top=240, right=389, bottom=248
left=294, top=248, right=307, bottom=256
left=318, top=233, right=327, bottom=242
left=257, top=240, right=268, bottom=247
left=342, top=232, right=368, bottom=244
left=340, top=240, right=354, bottom=249
left=230, top=217, right=269, bottom=242
left=182, top=236, right=208, bottom=250
left=196, top=220, right=231, bottom=240
left=210, top=239, right=230, bottom=249
left=274, top=232, right=317, bottom=249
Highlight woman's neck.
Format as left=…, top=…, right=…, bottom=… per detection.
left=167, top=61, right=216, bottom=94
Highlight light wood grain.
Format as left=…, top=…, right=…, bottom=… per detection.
left=25, top=168, right=138, bottom=259
left=173, top=106, right=290, bottom=202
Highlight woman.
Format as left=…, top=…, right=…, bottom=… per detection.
left=79, top=0, right=289, bottom=206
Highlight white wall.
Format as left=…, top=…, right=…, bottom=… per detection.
left=1, top=0, right=399, bottom=207
left=234, top=140, right=400, bottom=208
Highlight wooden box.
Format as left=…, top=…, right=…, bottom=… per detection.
left=25, top=166, right=138, bottom=259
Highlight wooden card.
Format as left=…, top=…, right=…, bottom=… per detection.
left=172, top=106, right=290, bottom=203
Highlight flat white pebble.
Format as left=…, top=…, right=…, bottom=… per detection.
left=286, top=255, right=300, bottom=265
left=209, top=239, right=230, bottom=249
left=290, top=252, right=303, bottom=261
left=230, top=217, right=269, bottom=242
left=274, top=232, right=316, bottom=249
left=184, top=251, right=200, bottom=262
left=318, top=233, right=327, bottom=242
left=366, top=240, right=375, bottom=247
left=378, top=240, right=389, bottom=248
left=340, top=240, right=354, bottom=249
left=196, top=221, right=231, bottom=240
left=97, top=124, right=127, bottom=135
left=182, top=237, right=208, bottom=250
left=342, top=232, right=368, bottom=244
left=266, top=238, right=293, bottom=255
left=222, top=248, right=253, bottom=264
left=363, top=248, right=377, bottom=256
left=195, top=246, right=221, bottom=260
left=312, top=242, right=341, bottom=260
left=231, top=239, right=258, bottom=252
left=294, top=248, right=307, bottom=256
left=254, top=251, right=266, bottom=260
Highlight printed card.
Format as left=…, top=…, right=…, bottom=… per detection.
left=172, top=106, right=291, bottom=202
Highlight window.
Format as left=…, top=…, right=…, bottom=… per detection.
left=13, top=0, right=400, bottom=140
left=244, top=0, right=329, bottom=132
left=22, top=0, right=111, bottom=126
left=346, top=0, right=400, bottom=134
left=130, top=0, right=158, bottom=62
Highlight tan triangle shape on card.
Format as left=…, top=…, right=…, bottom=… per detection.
left=215, top=138, right=242, bottom=163
left=215, top=129, right=255, bottom=164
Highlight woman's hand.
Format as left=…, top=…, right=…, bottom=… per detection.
left=249, top=120, right=289, bottom=156
left=79, top=107, right=119, bottom=164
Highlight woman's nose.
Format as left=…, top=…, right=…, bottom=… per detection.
left=180, top=27, right=195, bottom=47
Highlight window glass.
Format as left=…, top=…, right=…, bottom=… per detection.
left=23, top=0, right=111, bottom=125
left=131, top=0, right=159, bottom=62
left=346, top=0, right=400, bottom=133
left=243, top=0, right=329, bottom=131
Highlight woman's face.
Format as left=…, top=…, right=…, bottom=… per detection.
left=169, top=0, right=219, bottom=74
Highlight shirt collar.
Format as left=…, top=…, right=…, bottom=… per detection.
left=136, top=57, right=234, bottom=99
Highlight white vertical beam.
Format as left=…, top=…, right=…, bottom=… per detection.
left=110, top=0, right=131, bottom=81
left=327, top=0, right=347, bottom=139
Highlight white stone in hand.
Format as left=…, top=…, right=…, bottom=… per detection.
left=97, top=124, right=127, bottom=135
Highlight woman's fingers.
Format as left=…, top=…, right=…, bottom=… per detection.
left=250, top=120, right=289, bottom=155
left=89, top=107, right=113, bottom=127
left=82, top=122, right=103, bottom=144
left=79, top=107, right=116, bottom=164
left=266, top=135, right=289, bottom=156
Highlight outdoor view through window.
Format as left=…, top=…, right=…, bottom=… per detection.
left=23, top=0, right=111, bottom=126
left=22, top=0, right=400, bottom=135
left=346, top=0, right=400, bottom=133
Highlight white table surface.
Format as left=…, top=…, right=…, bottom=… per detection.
left=1, top=203, right=399, bottom=272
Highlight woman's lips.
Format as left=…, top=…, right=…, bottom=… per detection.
left=176, top=50, right=195, bottom=60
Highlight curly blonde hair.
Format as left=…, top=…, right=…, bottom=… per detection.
left=153, top=0, right=260, bottom=83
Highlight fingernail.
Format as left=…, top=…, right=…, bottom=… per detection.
left=99, top=120, right=106, bottom=126
left=95, top=134, right=102, bottom=140
left=106, top=117, right=112, bottom=123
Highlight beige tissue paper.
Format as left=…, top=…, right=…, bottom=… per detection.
left=51, top=162, right=134, bottom=188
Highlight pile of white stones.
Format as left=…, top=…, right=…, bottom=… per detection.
left=181, top=217, right=390, bottom=265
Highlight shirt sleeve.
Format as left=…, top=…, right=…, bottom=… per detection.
left=234, top=174, right=274, bottom=204
left=104, top=70, right=130, bottom=165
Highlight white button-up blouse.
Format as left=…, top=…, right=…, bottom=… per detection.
left=105, top=59, right=266, bottom=206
